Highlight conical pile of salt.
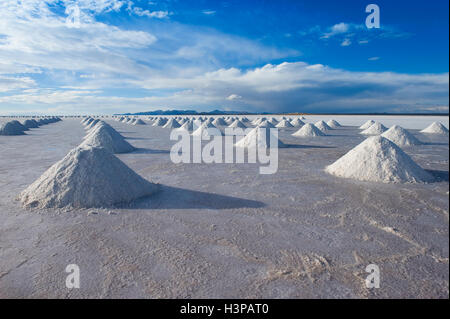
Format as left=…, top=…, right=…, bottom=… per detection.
left=292, top=123, right=326, bottom=137
left=360, top=122, right=387, bottom=135
left=420, top=122, right=449, bottom=135
left=19, top=146, right=158, bottom=208
left=359, top=120, right=375, bottom=129
left=132, top=119, right=146, bottom=125
left=81, top=123, right=135, bottom=154
left=381, top=125, right=422, bottom=147
left=235, top=127, right=285, bottom=149
left=22, top=119, right=39, bottom=129
left=212, top=117, right=227, bottom=126
left=229, top=119, right=246, bottom=128
left=290, top=118, right=305, bottom=127
left=176, top=121, right=194, bottom=132
left=315, top=120, right=332, bottom=131
left=192, top=122, right=222, bottom=136
left=327, top=119, right=341, bottom=128
left=0, top=121, right=27, bottom=135
left=153, top=118, right=167, bottom=126
left=276, top=119, right=294, bottom=128
left=163, top=118, right=181, bottom=129
left=257, top=120, right=275, bottom=128
left=325, top=136, right=433, bottom=183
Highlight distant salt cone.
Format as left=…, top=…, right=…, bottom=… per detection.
left=420, top=122, right=449, bottom=135
left=292, top=123, right=326, bottom=137
left=252, top=118, right=265, bottom=125
left=153, top=118, right=167, bottom=126
left=290, top=118, right=305, bottom=127
left=83, top=118, right=94, bottom=126
left=315, top=120, right=332, bottom=131
left=229, top=119, right=246, bottom=128
left=19, top=146, right=158, bottom=209
left=325, top=136, right=433, bottom=183
left=85, top=119, right=100, bottom=130
left=81, top=124, right=135, bottom=154
left=22, top=119, right=40, bottom=129
left=176, top=121, right=194, bottom=132
left=192, top=122, right=222, bottom=137
left=163, top=118, right=181, bottom=128
left=268, top=117, right=279, bottom=125
left=132, top=119, right=146, bottom=125
left=0, top=121, right=27, bottom=135
left=360, top=122, right=387, bottom=135
left=9, top=120, right=29, bottom=131
left=381, top=125, right=422, bottom=147
left=359, top=120, right=375, bottom=130
left=212, top=117, right=227, bottom=126
left=235, top=127, right=285, bottom=149
left=257, top=120, right=275, bottom=128
left=276, top=119, right=294, bottom=128
left=327, top=120, right=342, bottom=128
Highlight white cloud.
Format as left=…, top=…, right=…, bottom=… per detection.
left=0, top=1, right=446, bottom=115
left=226, top=94, right=242, bottom=101
left=1, top=61, right=447, bottom=114
left=0, top=75, right=36, bottom=92
left=202, top=10, right=216, bottom=15
left=368, top=57, right=380, bottom=61
left=341, top=39, right=351, bottom=46
left=130, top=7, right=169, bottom=18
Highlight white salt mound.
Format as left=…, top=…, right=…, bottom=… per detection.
left=229, top=119, right=246, bottom=128
left=192, top=123, right=222, bottom=137
left=257, top=120, right=275, bottom=128
left=176, top=121, right=194, bottom=132
left=19, top=146, right=158, bottom=209
left=420, top=122, right=449, bottom=135
left=327, top=119, right=341, bottom=128
left=359, top=120, right=375, bottom=129
left=0, top=121, right=26, bottom=135
left=133, top=119, right=146, bottom=125
left=153, top=118, right=167, bottom=126
left=11, top=120, right=29, bottom=131
left=81, top=124, right=135, bottom=154
left=315, top=120, right=332, bottom=131
left=292, top=123, right=326, bottom=137
left=235, top=127, right=285, bottom=149
left=325, top=136, right=433, bottom=183
left=276, top=119, right=294, bottom=128
left=86, top=119, right=100, bottom=130
left=290, top=118, right=305, bottom=127
left=212, top=118, right=227, bottom=126
left=163, top=118, right=181, bottom=129
left=381, top=125, right=422, bottom=147
left=360, top=122, right=387, bottom=135
left=22, top=119, right=40, bottom=129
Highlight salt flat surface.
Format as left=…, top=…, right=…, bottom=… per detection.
left=0, top=116, right=448, bottom=298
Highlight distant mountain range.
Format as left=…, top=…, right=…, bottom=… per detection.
left=117, top=109, right=268, bottom=116
left=116, top=109, right=448, bottom=116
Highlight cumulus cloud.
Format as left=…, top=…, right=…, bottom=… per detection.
left=1, top=61, right=448, bottom=114
left=0, top=1, right=447, bottom=115
left=226, top=94, right=242, bottom=100
left=341, top=39, right=351, bottom=47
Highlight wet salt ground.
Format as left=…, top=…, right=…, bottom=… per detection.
left=0, top=117, right=448, bottom=298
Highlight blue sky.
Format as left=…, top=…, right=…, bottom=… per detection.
left=0, top=0, right=448, bottom=114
